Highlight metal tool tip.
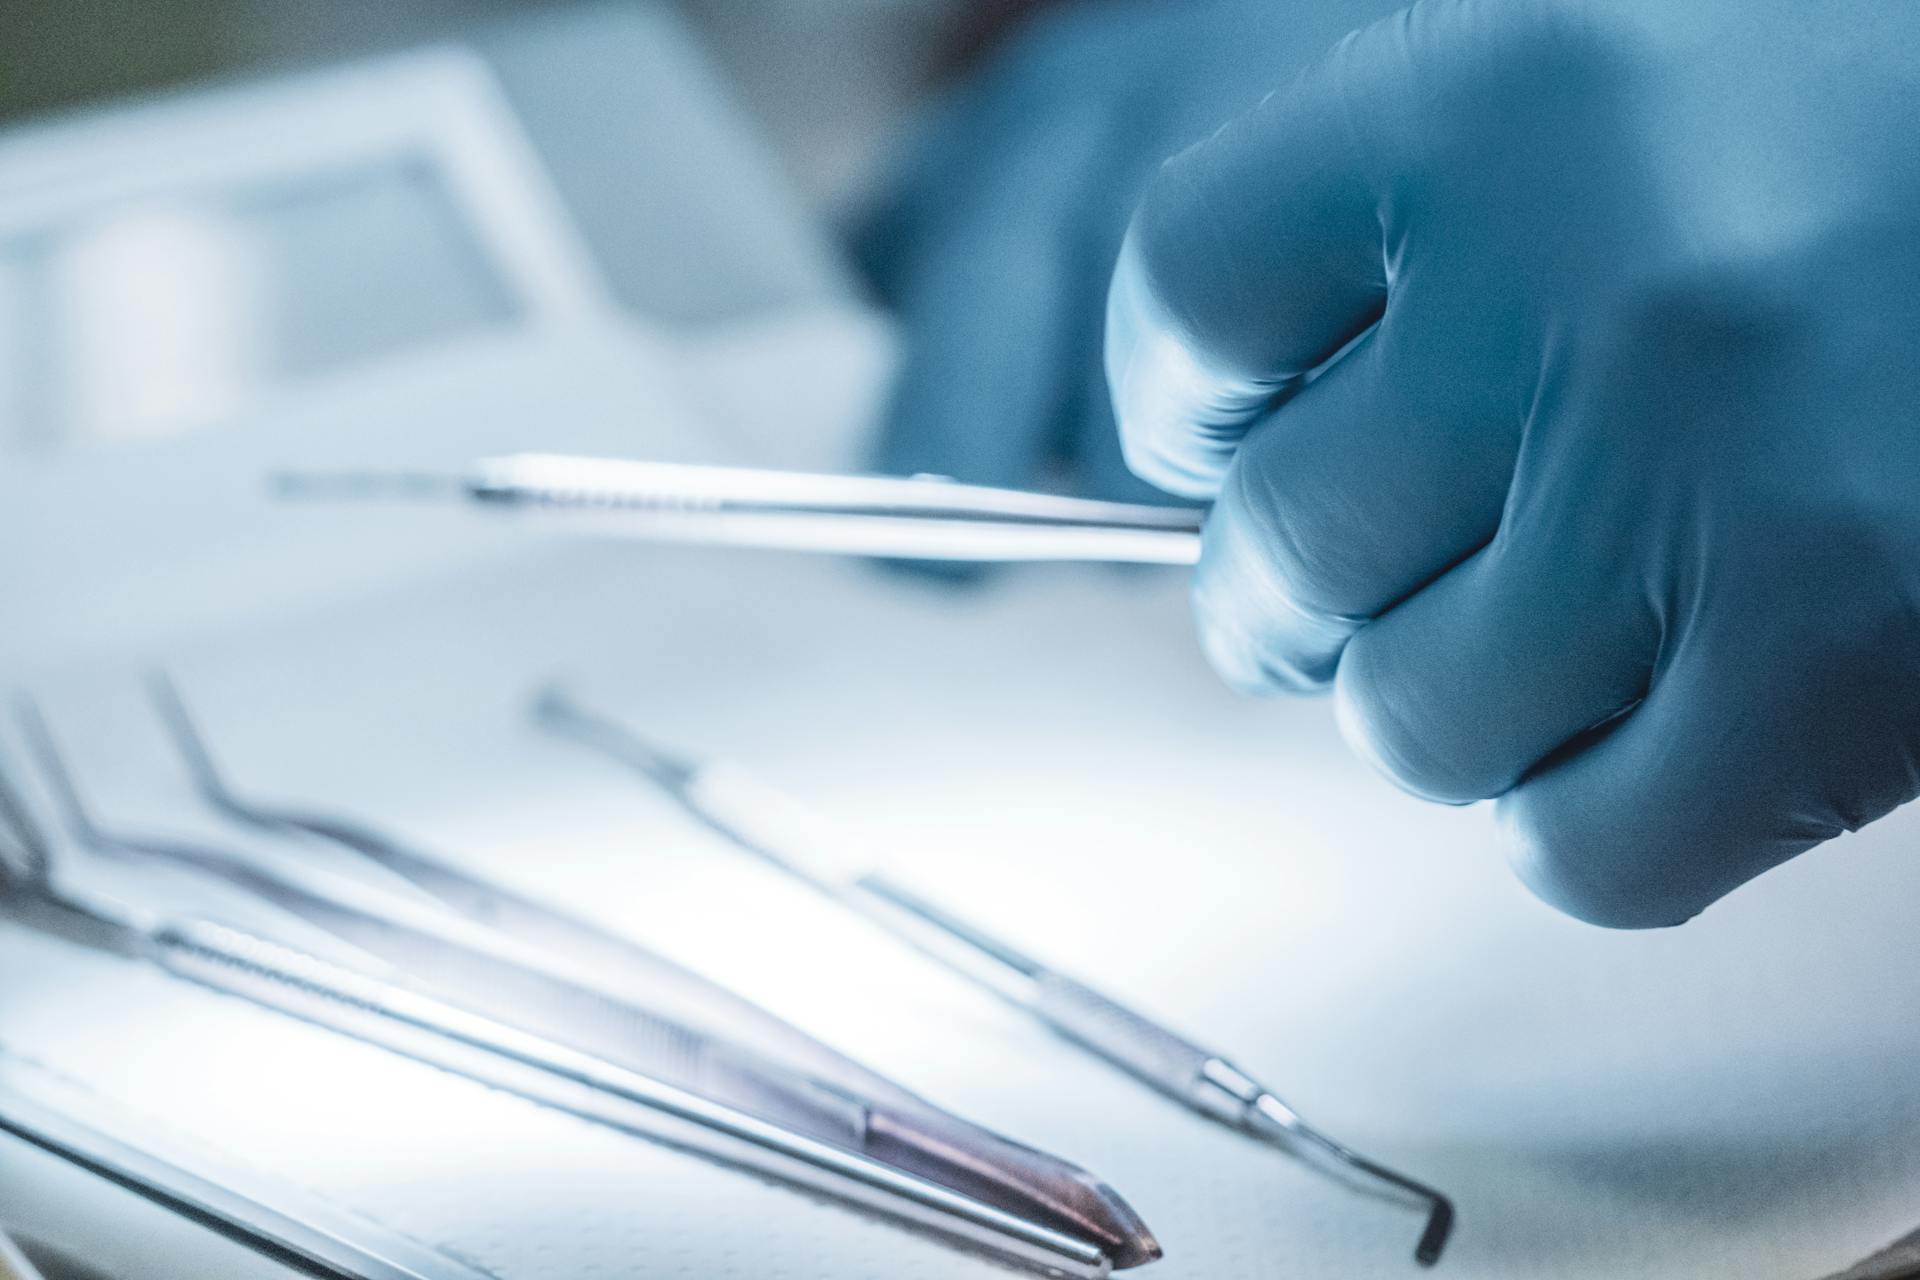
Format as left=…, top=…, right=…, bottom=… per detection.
left=529, top=688, right=702, bottom=793
left=1414, top=1196, right=1454, bottom=1266
left=269, top=469, right=464, bottom=502
left=1109, top=1226, right=1163, bottom=1270
left=1045, top=1167, right=1160, bottom=1271
left=1246, top=1095, right=1455, bottom=1267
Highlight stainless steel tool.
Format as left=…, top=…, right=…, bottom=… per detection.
left=273, top=453, right=1205, bottom=564
left=0, top=1050, right=499, bottom=1280
left=1, top=708, right=1154, bottom=1277
left=144, top=674, right=913, bottom=1106
left=0, top=873, right=1118, bottom=1280
left=137, top=677, right=1159, bottom=1270
left=1, top=767, right=492, bottom=1280
left=536, top=688, right=1458, bottom=1267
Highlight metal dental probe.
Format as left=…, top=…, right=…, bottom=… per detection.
left=273, top=453, right=1205, bottom=564
left=0, top=885, right=1112, bottom=1280
left=536, top=688, right=1457, bottom=1267
left=5, top=703, right=1152, bottom=1275
left=144, top=672, right=925, bottom=1109
left=0, top=772, right=494, bottom=1280
left=140, top=676, right=1158, bottom=1270
left=0, top=1057, right=498, bottom=1280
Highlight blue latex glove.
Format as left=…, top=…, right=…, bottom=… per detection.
left=1108, top=0, right=1920, bottom=926
left=858, top=0, right=1405, bottom=503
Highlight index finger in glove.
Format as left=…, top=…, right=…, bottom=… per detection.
left=1104, top=31, right=1392, bottom=500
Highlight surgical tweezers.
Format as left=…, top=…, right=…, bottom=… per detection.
left=0, top=882, right=1108, bottom=1280
left=274, top=453, right=1205, bottom=564
left=1, top=705, right=1151, bottom=1277
left=537, top=689, right=1457, bottom=1267
left=1, top=772, right=492, bottom=1280
left=140, top=677, right=1158, bottom=1270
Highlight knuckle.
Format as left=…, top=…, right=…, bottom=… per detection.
left=1126, top=142, right=1292, bottom=378
left=1331, top=638, right=1498, bottom=805
left=1116, top=408, right=1226, bottom=499
left=1191, top=510, right=1351, bottom=695
left=1194, top=606, right=1330, bottom=696
left=1495, top=789, right=1706, bottom=930
left=1220, top=452, right=1351, bottom=620
left=1123, top=446, right=1208, bottom=500
left=1106, top=232, right=1240, bottom=499
left=1191, top=577, right=1339, bottom=697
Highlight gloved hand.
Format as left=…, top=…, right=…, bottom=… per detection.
left=1108, top=0, right=1920, bottom=926
left=857, top=0, right=1405, bottom=503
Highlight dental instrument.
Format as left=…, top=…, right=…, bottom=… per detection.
left=140, top=676, right=1158, bottom=1268
left=535, top=688, right=1456, bottom=1266
left=145, top=674, right=911, bottom=1102
left=0, top=1053, right=497, bottom=1280
left=0, top=884, right=1114, bottom=1280
left=1, top=710, right=1153, bottom=1276
left=0, top=775, right=496, bottom=1280
left=273, top=453, right=1205, bottom=564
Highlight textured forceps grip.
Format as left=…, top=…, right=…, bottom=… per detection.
left=1032, top=972, right=1214, bottom=1098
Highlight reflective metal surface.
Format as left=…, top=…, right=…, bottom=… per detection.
left=537, top=689, right=1455, bottom=1265
left=0, top=1051, right=494, bottom=1280
left=1, top=711, right=1149, bottom=1277
left=277, top=453, right=1205, bottom=564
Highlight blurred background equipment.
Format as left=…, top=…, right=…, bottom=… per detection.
left=0, top=43, right=606, bottom=452
left=0, top=0, right=1041, bottom=217
left=0, top=1, right=900, bottom=670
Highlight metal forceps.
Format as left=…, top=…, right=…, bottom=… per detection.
left=144, top=674, right=915, bottom=1102
left=274, top=453, right=1206, bottom=564
left=0, top=765, right=495, bottom=1280
left=0, top=700, right=1153, bottom=1277
left=537, top=689, right=1458, bottom=1267
left=141, top=676, right=1158, bottom=1271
